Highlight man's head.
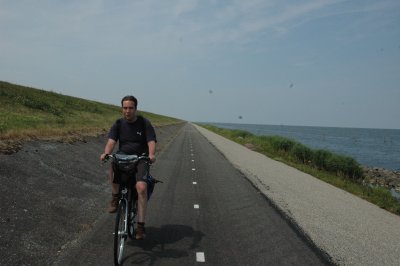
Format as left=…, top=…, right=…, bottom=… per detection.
left=121, top=95, right=138, bottom=108
left=121, top=95, right=138, bottom=122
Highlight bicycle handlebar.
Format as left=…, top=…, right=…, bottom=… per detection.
left=103, top=153, right=150, bottom=164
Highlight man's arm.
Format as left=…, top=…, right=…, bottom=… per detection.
left=100, top=139, right=117, bottom=161
left=148, top=140, right=156, bottom=163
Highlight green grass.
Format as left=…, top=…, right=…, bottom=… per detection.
left=199, top=124, right=400, bottom=215
left=0, top=81, right=183, bottom=141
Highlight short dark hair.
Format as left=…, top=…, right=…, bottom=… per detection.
left=121, top=95, right=138, bottom=108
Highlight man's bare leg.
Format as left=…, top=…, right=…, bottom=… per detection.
left=136, top=181, right=147, bottom=222
left=135, top=181, right=147, bottom=239
left=108, top=167, right=120, bottom=213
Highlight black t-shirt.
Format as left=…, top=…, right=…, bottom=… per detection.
left=108, top=116, right=157, bottom=155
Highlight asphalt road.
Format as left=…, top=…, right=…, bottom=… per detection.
left=55, top=123, right=330, bottom=265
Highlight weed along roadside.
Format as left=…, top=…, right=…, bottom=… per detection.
left=199, top=124, right=400, bottom=215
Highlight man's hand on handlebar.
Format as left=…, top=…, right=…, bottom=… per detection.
left=100, top=153, right=154, bottom=164
left=149, top=154, right=156, bottom=164
left=100, top=153, right=108, bottom=162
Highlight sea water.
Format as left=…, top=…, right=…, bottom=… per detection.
left=208, top=123, right=400, bottom=171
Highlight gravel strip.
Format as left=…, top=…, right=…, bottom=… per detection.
left=194, top=124, right=400, bottom=266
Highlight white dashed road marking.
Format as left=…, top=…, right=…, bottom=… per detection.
left=190, top=143, right=204, bottom=263
left=196, top=252, right=205, bottom=262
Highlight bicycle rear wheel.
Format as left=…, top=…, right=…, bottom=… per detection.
left=114, top=200, right=127, bottom=266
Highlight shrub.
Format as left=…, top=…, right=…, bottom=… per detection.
left=230, top=129, right=253, bottom=139
left=22, top=97, right=62, bottom=116
left=270, top=136, right=296, bottom=152
left=313, top=149, right=332, bottom=170
left=325, top=154, right=343, bottom=173
left=338, top=156, right=363, bottom=180
left=315, top=151, right=363, bottom=180
left=0, top=121, right=5, bottom=133
left=291, top=143, right=313, bottom=164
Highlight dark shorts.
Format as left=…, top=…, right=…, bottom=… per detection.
left=112, top=160, right=149, bottom=184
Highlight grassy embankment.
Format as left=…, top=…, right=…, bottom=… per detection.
left=0, top=81, right=182, bottom=151
left=200, top=124, right=400, bottom=215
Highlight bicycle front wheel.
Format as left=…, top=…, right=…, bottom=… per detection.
left=128, top=197, right=138, bottom=240
left=114, top=200, right=127, bottom=266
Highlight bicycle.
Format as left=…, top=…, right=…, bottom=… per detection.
left=103, top=153, right=152, bottom=266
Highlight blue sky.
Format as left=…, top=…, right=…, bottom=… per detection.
left=1, top=0, right=399, bottom=129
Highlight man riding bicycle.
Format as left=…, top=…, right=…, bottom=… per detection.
left=100, top=95, right=157, bottom=240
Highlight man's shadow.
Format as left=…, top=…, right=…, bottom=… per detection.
left=123, top=224, right=204, bottom=265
